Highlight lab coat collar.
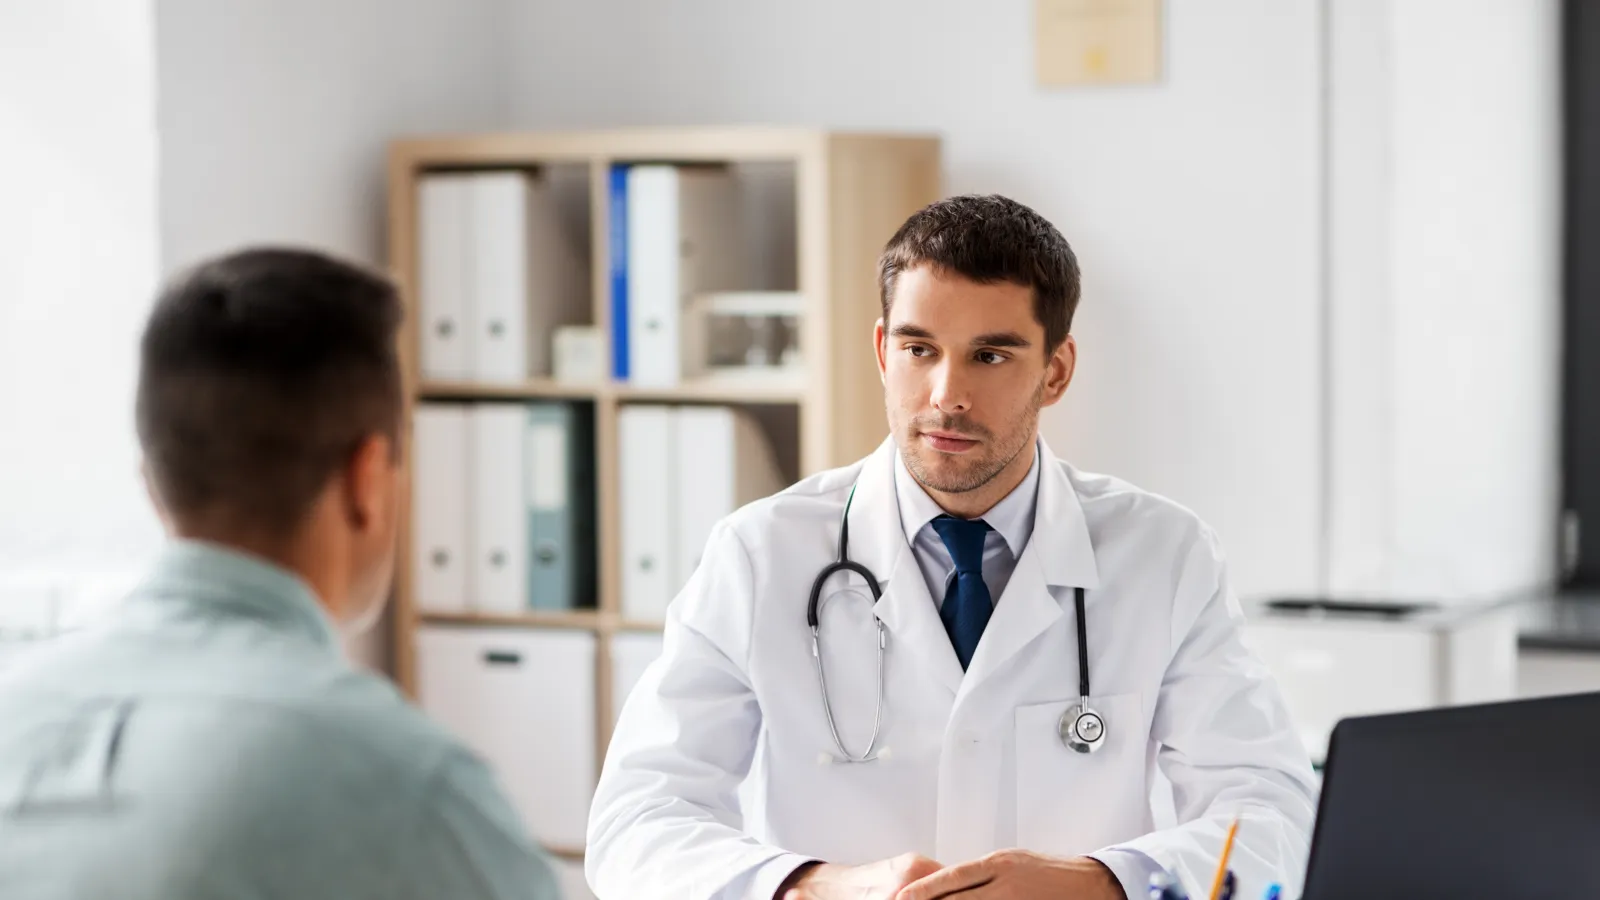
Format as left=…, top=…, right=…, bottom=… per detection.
left=1033, top=435, right=1101, bottom=591
left=847, top=438, right=965, bottom=695
left=121, top=538, right=342, bottom=652
left=845, top=436, right=1101, bottom=696
left=894, top=442, right=1040, bottom=561
left=957, top=434, right=1101, bottom=693
left=852, top=435, right=1100, bottom=591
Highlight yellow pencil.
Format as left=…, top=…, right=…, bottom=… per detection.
left=1207, top=816, right=1240, bottom=900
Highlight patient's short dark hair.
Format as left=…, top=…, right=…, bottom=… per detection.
left=136, top=247, right=403, bottom=536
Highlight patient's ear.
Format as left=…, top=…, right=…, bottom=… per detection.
left=341, top=433, right=398, bottom=535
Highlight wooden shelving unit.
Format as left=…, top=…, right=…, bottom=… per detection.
left=418, top=609, right=603, bottom=631
left=384, top=127, right=941, bottom=859
left=418, top=377, right=806, bottom=405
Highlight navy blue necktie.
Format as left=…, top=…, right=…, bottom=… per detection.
left=931, top=515, right=992, bottom=671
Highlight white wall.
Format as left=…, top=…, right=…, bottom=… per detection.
left=156, top=0, right=511, bottom=271
left=505, top=0, right=1328, bottom=601
left=1388, top=0, right=1561, bottom=599
left=1327, top=0, right=1562, bottom=600
left=0, top=1, right=163, bottom=611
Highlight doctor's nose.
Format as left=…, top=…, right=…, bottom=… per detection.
left=928, top=360, right=972, bottom=414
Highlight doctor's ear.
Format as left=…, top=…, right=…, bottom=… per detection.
left=873, top=318, right=888, bottom=382
left=1040, top=335, right=1077, bottom=406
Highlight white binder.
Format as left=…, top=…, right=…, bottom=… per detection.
left=672, top=406, right=786, bottom=584
left=471, top=405, right=528, bottom=613
left=414, top=625, right=597, bottom=848
left=470, top=173, right=532, bottom=383
left=620, top=405, right=788, bottom=622
left=417, top=175, right=473, bottom=381
left=610, top=632, right=665, bottom=725
left=470, top=172, right=589, bottom=383
left=411, top=404, right=470, bottom=613
left=618, top=405, right=675, bottom=621
left=625, top=166, right=743, bottom=386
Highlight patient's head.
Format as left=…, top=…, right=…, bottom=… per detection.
left=135, top=247, right=404, bottom=634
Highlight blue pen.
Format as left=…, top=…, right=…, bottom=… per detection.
left=1262, top=886, right=1281, bottom=900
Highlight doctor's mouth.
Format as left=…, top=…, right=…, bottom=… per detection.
left=921, top=429, right=983, bottom=454
left=911, top=414, right=993, bottom=453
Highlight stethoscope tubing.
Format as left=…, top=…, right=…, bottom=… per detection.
left=807, top=481, right=1103, bottom=762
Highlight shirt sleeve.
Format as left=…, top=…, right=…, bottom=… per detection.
left=1088, top=847, right=1167, bottom=899
left=401, top=748, right=566, bottom=900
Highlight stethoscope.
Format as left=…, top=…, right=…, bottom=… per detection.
left=806, top=483, right=1106, bottom=764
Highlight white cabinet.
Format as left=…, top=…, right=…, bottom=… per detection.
left=554, top=859, right=595, bottom=900
left=1517, top=650, right=1600, bottom=699
left=1242, top=599, right=1519, bottom=762
left=610, top=632, right=664, bottom=725
left=415, top=625, right=596, bottom=847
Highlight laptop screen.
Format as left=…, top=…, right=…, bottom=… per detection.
left=1301, top=692, right=1600, bottom=900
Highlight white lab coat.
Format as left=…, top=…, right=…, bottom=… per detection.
left=587, top=437, right=1318, bottom=900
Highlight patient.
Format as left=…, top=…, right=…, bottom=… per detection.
left=0, top=248, right=561, bottom=898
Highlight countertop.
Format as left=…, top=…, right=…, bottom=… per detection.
left=1241, top=591, right=1600, bottom=654
left=1516, top=591, right=1600, bottom=652
left=1241, top=594, right=1523, bottom=630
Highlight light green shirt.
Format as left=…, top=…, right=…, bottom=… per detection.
left=0, top=540, right=563, bottom=900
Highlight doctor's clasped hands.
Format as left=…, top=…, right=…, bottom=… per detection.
left=781, top=850, right=1126, bottom=900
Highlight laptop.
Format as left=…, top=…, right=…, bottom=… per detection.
left=1301, top=691, right=1600, bottom=900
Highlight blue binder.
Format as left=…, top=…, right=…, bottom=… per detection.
left=608, top=164, right=630, bottom=381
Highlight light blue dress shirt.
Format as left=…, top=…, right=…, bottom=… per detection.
left=0, top=539, right=562, bottom=900
left=893, top=442, right=1165, bottom=898
left=895, top=442, right=1041, bottom=609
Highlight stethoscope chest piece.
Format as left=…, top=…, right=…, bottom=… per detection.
left=1059, top=697, right=1106, bottom=754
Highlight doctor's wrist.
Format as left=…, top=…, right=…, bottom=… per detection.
left=774, top=860, right=824, bottom=897
left=775, top=854, right=944, bottom=899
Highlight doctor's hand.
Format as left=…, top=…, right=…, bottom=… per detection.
left=894, top=850, right=1125, bottom=900
left=778, top=853, right=944, bottom=900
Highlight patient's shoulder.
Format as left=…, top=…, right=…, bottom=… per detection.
left=262, top=666, right=469, bottom=784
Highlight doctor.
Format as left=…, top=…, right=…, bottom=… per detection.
left=587, top=194, right=1318, bottom=900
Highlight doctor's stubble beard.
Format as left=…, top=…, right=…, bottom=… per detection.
left=899, top=378, right=1046, bottom=495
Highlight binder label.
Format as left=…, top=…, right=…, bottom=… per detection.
left=528, top=421, right=567, bottom=511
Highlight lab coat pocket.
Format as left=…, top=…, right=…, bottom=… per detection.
left=1015, top=693, right=1146, bottom=856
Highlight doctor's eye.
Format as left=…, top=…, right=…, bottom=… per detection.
left=904, top=343, right=935, bottom=359
left=975, top=350, right=1008, bottom=365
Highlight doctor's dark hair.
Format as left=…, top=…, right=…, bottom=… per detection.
left=135, top=247, right=403, bottom=536
left=877, top=194, right=1081, bottom=352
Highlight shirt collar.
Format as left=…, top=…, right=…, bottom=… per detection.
left=894, top=439, right=1042, bottom=558
left=121, top=538, right=341, bottom=651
